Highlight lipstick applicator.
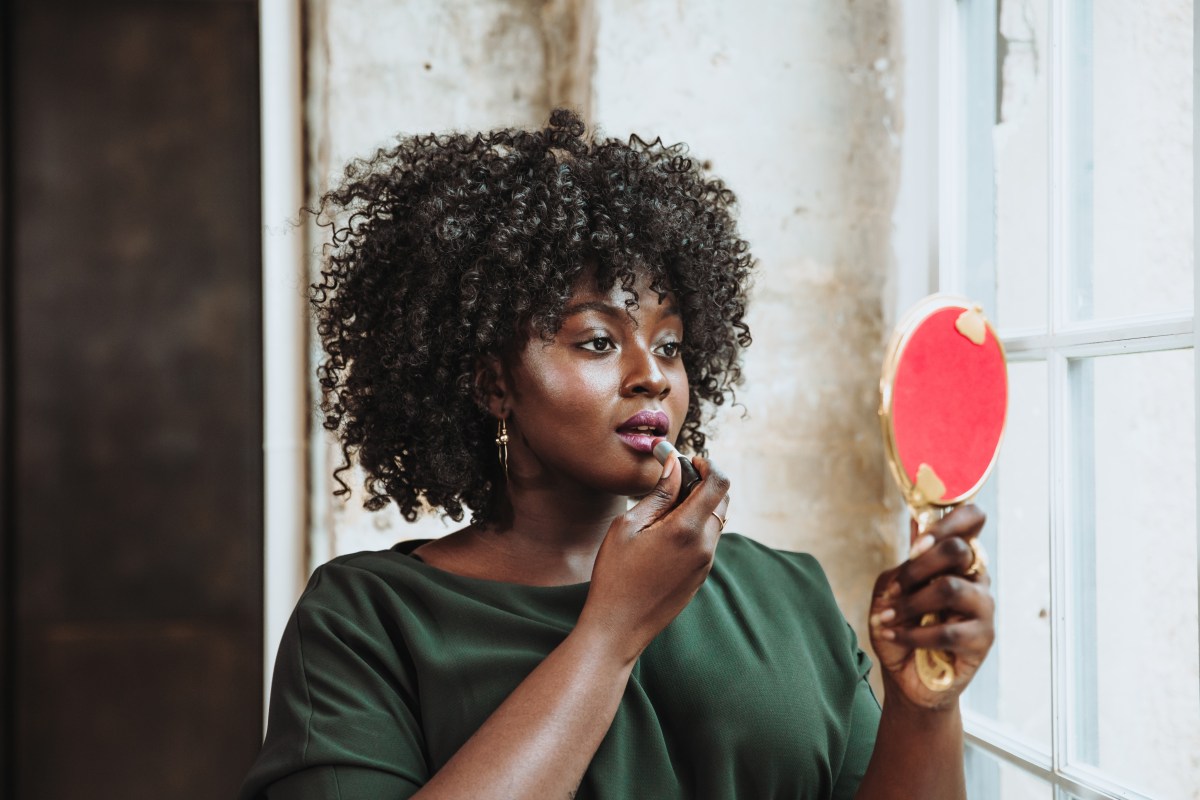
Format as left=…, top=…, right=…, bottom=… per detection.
left=651, top=437, right=702, bottom=502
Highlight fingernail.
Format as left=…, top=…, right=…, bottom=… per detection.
left=884, top=582, right=901, bottom=600
left=869, top=608, right=895, bottom=627
left=660, top=452, right=675, bottom=479
left=909, top=534, right=935, bottom=560
left=880, top=628, right=896, bottom=641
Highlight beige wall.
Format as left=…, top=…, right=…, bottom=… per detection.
left=304, top=0, right=906, bottom=670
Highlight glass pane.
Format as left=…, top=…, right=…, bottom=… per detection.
left=965, top=744, right=1055, bottom=800
left=1069, top=349, right=1199, bottom=798
left=1068, top=0, right=1194, bottom=321
left=964, top=360, right=1052, bottom=749
left=994, top=0, right=1049, bottom=331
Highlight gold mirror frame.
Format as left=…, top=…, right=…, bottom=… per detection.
left=878, top=293, right=1009, bottom=530
left=878, top=293, right=1009, bottom=692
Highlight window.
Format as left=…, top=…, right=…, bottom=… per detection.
left=928, top=1, right=1198, bottom=798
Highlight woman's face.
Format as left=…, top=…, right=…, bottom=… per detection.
left=502, top=270, right=690, bottom=498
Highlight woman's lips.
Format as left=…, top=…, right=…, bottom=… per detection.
left=616, top=430, right=659, bottom=453
left=616, top=410, right=670, bottom=453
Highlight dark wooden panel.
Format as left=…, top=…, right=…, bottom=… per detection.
left=24, top=623, right=253, bottom=797
left=0, top=0, right=14, bottom=787
left=8, top=2, right=263, bottom=797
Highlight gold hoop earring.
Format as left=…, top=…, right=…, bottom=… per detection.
left=495, top=418, right=509, bottom=480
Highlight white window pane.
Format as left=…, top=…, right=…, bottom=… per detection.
left=994, top=0, right=1049, bottom=332
left=965, top=744, right=1055, bottom=800
left=1069, top=0, right=1194, bottom=321
left=964, top=360, right=1052, bottom=749
left=1069, top=349, right=1199, bottom=798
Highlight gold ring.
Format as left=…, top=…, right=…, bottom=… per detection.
left=711, top=511, right=727, bottom=531
left=965, top=538, right=988, bottom=577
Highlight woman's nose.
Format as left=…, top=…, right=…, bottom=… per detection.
left=621, top=345, right=671, bottom=398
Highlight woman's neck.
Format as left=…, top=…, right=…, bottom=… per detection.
left=411, top=471, right=631, bottom=586
left=481, top=479, right=627, bottom=584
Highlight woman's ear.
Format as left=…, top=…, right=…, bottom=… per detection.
left=474, top=355, right=510, bottom=418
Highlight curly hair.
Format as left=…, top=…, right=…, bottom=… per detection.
left=311, top=109, right=754, bottom=524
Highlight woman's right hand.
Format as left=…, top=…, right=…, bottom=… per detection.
left=577, top=453, right=731, bottom=665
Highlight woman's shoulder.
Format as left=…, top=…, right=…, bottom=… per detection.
left=708, top=533, right=849, bottom=626
left=289, top=542, right=435, bottom=614
left=714, top=532, right=831, bottom=585
left=672, top=533, right=871, bottom=684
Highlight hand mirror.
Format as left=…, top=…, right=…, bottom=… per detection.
left=878, top=294, right=1008, bottom=690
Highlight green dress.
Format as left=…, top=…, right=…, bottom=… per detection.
left=238, top=533, right=881, bottom=799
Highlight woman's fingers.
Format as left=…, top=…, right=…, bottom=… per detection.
left=895, top=536, right=975, bottom=592
left=885, top=619, right=995, bottom=654
left=908, top=504, right=985, bottom=555
left=685, top=456, right=731, bottom=542
left=885, top=574, right=994, bottom=626
left=868, top=506, right=996, bottom=706
left=587, top=454, right=732, bottom=662
left=892, top=506, right=988, bottom=593
left=636, top=451, right=730, bottom=549
left=623, top=450, right=684, bottom=532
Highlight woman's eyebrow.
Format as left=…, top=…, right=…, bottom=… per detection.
left=562, top=300, right=623, bottom=319
left=562, top=300, right=682, bottom=320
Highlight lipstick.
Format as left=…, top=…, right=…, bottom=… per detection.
left=651, top=437, right=702, bottom=502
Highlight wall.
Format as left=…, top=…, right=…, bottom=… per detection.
left=304, top=0, right=905, bottom=674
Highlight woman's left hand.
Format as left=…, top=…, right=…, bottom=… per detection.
left=867, top=504, right=995, bottom=710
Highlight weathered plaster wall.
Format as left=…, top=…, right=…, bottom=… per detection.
left=305, top=0, right=904, bottom=661
left=304, top=0, right=579, bottom=563
left=588, top=0, right=902, bottom=652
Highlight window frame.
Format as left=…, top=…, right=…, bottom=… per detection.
left=260, top=0, right=309, bottom=731
left=898, top=1, right=1200, bottom=798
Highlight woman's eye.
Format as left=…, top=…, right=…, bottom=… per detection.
left=580, top=336, right=617, bottom=352
left=656, top=341, right=682, bottom=358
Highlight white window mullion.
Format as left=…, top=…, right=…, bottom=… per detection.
left=1064, top=356, right=1099, bottom=769
left=1048, top=347, right=1069, bottom=780
left=1049, top=0, right=1067, bottom=344
left=938, top=0, right=966, bottom=294
left=1194, top=0, right=1200, bottom=735
left=967, top=717, right=1154, bottom=800
left=963, top=711, right=1054, bottom=772
left=1003, top=329, right=1195, bottom=362
left=1053, top=333, right=1195, bottom=360
left=1065, top=0, right=1094, bottom=326
left=1002, top=314, right=1194, bottom=354
left=1047, top=0, right=1069, bottom=780
left=961, top=0, right=998, bottom=311
left=259, top=0, right=309, bottom=732
left=1057, top=763, right=1159, bottom=800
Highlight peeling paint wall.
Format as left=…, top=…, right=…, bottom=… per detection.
left=305, top=0, right=904, bottom=664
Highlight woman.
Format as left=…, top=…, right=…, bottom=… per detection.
left=239, top=110, right=994, bottom=799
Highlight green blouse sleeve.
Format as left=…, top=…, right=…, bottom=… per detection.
left=237, top=561, right=430, bottom=800
left=831, top=622, right=882, bottom=800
